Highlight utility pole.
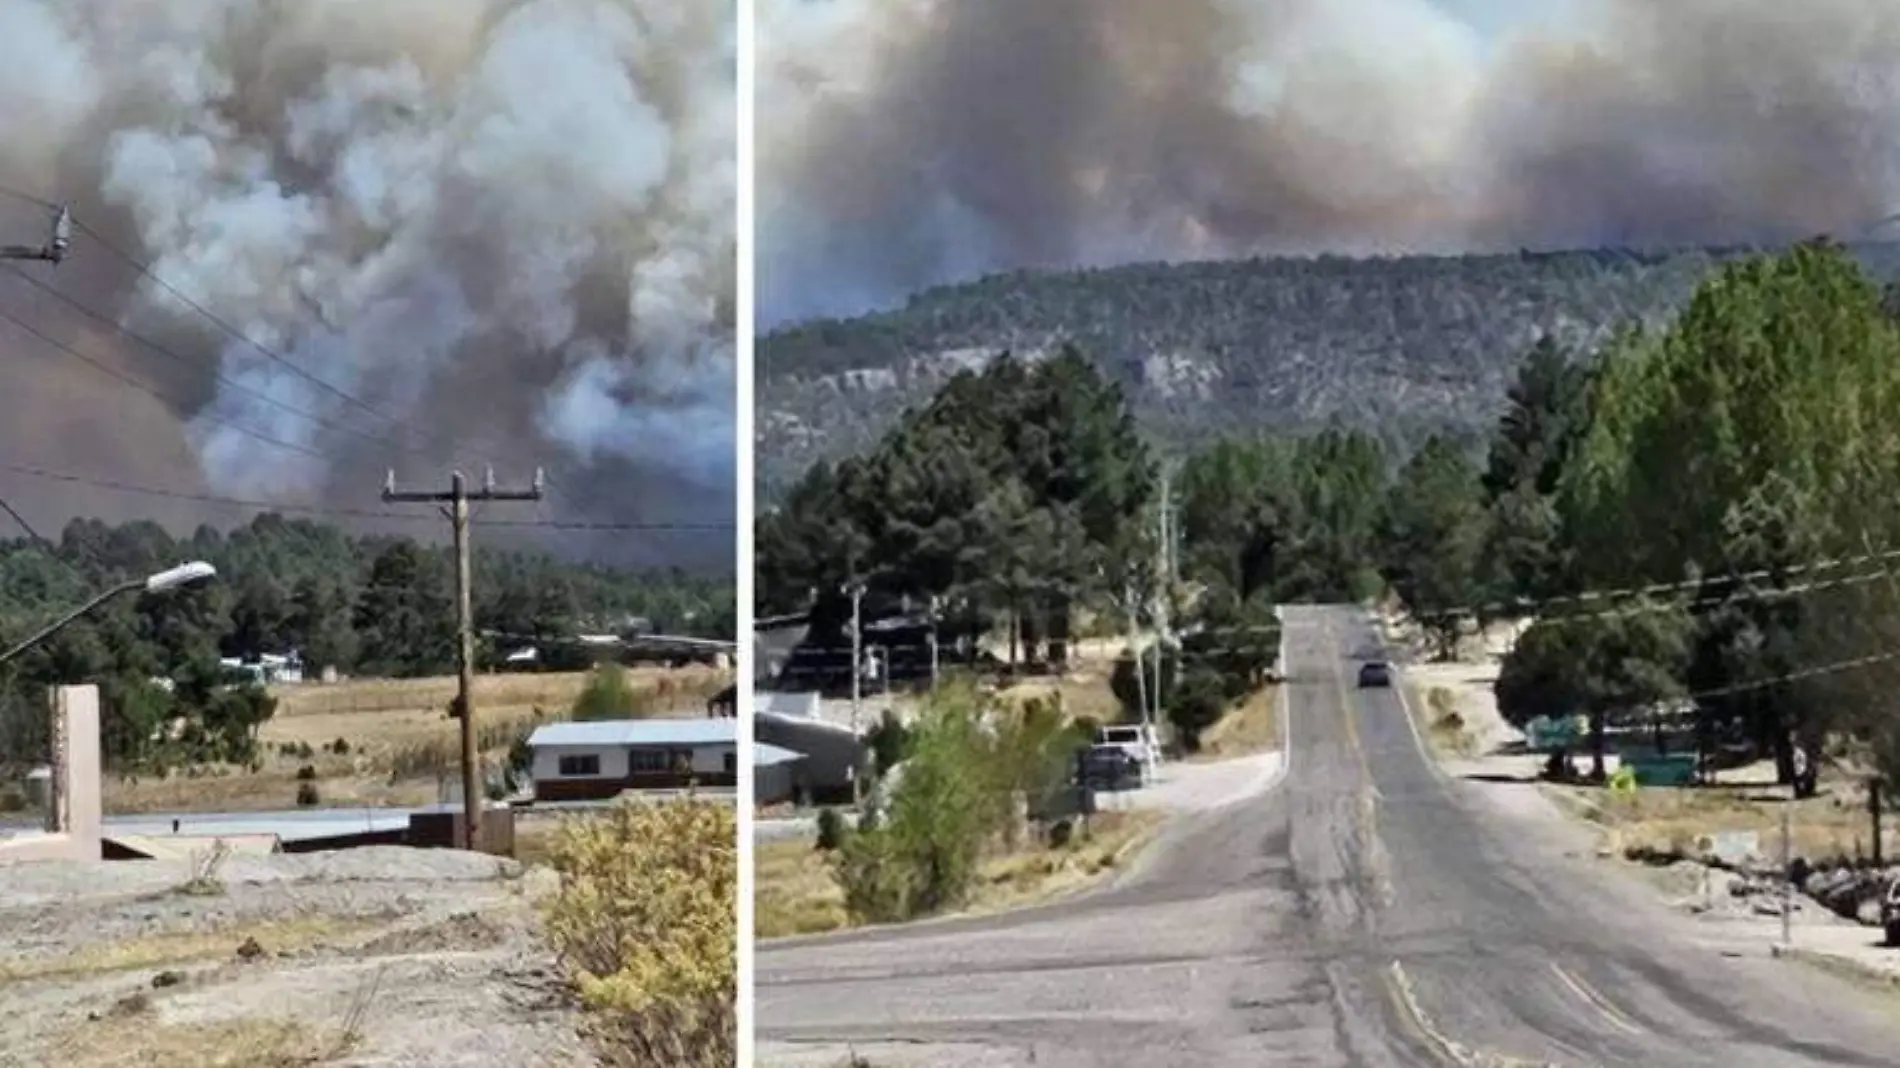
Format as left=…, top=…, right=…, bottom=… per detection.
left=926, top=594, right=941, bottom=688
left=1872, top=780, right=1884, bottom=868
left=843, top=580, right=866, bottom=805
left=383, top=467, right=543, bottom=852
left=1780, top=788, right=1793, bottom=949
left=1151, top=469, right=1173, bottom=747
left=1123, top=579, right=1152, bottom=777
left=2, top=204, right=70, bottom=264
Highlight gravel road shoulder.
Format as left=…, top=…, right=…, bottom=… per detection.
left=0, top=846, right=599, bottom=1068
left=1384, top=614, right=1900, bottom=997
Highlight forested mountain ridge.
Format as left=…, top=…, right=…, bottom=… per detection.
left=756, top=244, right=1900, bottom=492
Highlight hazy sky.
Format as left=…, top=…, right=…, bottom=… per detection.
left=758, top=0, right=1900, bottom=330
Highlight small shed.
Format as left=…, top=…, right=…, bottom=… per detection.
left=754, top=743, right=807, bottom=807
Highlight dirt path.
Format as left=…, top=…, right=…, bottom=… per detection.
left=0, top=847, right=599, bottom=1068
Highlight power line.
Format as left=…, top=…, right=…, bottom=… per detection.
left=0, top=460, right=731, bottom=532
left=779, top=558, right=1900, bottom=660
left=0, top=300, right=331, bottom=461
left=0, top=183, right=442, bottom=455
left=1, top=264, right=402, bottom=453
left=0, top=185, right=718, bottom=535
left=0, top=493, right=57, bottom=559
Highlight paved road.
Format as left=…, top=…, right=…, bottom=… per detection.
left=756, top=605, right=1900, bottom=1067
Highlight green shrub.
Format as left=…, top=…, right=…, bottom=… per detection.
left=865, top=709, right=912, bottom=776
left=541, top=800, right=735, bottom=1067
left=1166, top=667, right=1230, bottom=751
left=831, top=681, right=1016, bottom=921
left=572, top=664, right=643, bottom=722
left=814, top=807, right=846, bottom=852
left=295, top=781, right=320, bottom=807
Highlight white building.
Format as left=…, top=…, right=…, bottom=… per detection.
left=526, top=718, right=738, bottom=802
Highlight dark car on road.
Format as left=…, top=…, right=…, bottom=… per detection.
left=1078, top=744, right=1144, bottom=791
left=1357, top=661, right=1392, bottom=688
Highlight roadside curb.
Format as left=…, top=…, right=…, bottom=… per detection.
left=1772, top=942, right=1900, bottom=988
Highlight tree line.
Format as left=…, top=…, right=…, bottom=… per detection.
left=758, top=239, right=1900, bottom=789
left=0, top=513, right=733, bottom=772
left=1359, top=241, right=1900, bottom=791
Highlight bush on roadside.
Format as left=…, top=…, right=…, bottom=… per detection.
left=865, top=709, right=911, bottom=776
left=832, top=825, right=911, bottom=922
left=814, top=807, right=846, bottom=852
left=541, top=799, right=736, bottom=1068
left=831, top=681, right=1056, bottom=921
left=295, top=782, right=320, bottom=807
left=1166, top=667, right=1230, bottom=751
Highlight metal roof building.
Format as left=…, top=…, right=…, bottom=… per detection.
left=526, top=717, right=738, bottom=802
left=526, top=718, right=736, bottom=748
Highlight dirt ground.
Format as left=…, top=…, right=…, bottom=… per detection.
left=100, top=667, right=729, bottom=815
left=0, top=846, right=601, bottom=1068
left=754, top=809, right=1163, bottom=939
left=1192, top=684, right=1281, bottom=760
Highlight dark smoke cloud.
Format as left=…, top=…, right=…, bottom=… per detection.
left=0, top=0, right=733, bottom=569
left=759, top=0, right=1900, bottom=328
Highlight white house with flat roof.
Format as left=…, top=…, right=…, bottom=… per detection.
left=526, top=718, right=738, bottom=802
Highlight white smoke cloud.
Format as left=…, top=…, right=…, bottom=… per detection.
left=0, top=0, right=733, bottom=548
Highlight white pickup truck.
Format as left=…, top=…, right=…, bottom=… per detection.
left=1097, top=723, right=1161, bottom=781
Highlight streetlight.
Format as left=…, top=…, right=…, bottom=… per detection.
left=0, top=561, right=217, bottom=666
left=2, top=203, right=71, bottom=264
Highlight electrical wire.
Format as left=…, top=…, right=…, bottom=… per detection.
left=1, top=263, right=400, bottom=451
left=0, top=301, right=331, bottom=461
left=0, top=460, right=731, bottom=532
left=0, top=184, right=719, bottom=535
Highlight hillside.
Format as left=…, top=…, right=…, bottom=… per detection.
left=756, top=244, right=1900, bottom=492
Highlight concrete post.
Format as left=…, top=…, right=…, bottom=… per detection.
left=54, top=686, right=101, bottom=850
left=5, top=684, right=102, bottom=861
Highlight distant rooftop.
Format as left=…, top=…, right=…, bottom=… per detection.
left=757, top=691, right=820, bottom=718
left=527, top=718, right=736, bottom=749
left=754, top=743, right=805, bottom=766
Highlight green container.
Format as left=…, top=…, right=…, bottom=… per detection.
left=1527, top=715, right=1582, bottom=751
left=1624, top=754, right=1697, bottom=787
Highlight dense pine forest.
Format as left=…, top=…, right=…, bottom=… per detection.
left=0, top=514, right=733, bottom=771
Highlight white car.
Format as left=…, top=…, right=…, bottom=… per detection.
left=1097, top=724, right=1161, bottom=777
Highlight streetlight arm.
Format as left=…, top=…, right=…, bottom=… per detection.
left=0, top=579, right=141, bottom=667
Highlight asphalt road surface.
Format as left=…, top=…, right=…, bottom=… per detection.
left=756, top=605, right=1900, bottom=1067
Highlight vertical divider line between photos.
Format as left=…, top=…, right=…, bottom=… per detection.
left=733, top=0, right=758, bottom=1060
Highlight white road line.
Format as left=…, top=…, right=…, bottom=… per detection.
left=1387, top=960, right=1575, bottom=1068
left=1549, top=963, right=1646, bottom=1037
left=1387, top=960, right=1484, bottom=1067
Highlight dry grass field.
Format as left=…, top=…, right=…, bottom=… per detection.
left=102, top=665, right=731, bottom=815
left=754, top=809, right=1162, bottom=939
left=1544, top=777, right=1889, bottom=865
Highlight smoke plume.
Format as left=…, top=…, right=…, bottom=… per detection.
left=0, top=0, right=733, bottom=568
left=759, top=0, right=1900, bottom=327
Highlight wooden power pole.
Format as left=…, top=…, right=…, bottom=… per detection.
left=383, top=467, right=543, bottom=851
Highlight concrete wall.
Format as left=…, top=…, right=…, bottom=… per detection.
left=756, top=712, right=866, bottom=801
left=756, top=759, right=801, bottom=806
left=0, top=686, right=101, bottom=863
